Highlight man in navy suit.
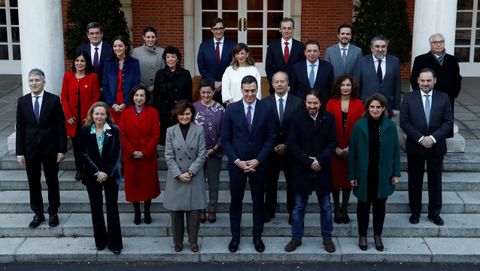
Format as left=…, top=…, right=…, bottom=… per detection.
left=76, top=22, right=112, bottom=83
left=400, top=68, right=453, bottom=226
left=221, top=75, right=277, bottom=253
left=354, top=35, right=401, bottom=117
left=290, top=40, right=334, bottom=104
left=263, top=71, right=302, bottom=224
left=197, top=17, right=236, bottom=104
left=265, top=17, right=305, bottom=94
left=324, top=23, right=363, bottom=79
left=16, top=69, right=67, bottom=229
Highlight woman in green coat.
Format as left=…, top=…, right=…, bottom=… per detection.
left=348, top=94, right=400, bottom=252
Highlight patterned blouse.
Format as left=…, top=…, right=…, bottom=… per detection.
left=193, top=101, right=225, bottom=158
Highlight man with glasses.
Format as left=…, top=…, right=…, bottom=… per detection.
left=410, top=33, right=461, bottom=137
left=197, top=17, right=236, bottom=104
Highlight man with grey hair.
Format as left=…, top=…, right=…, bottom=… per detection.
left=16, top=68, right=67, bottom=229
left=410, top=33, right=461, bottom=138
left=354, top=35, right=401, bottom=118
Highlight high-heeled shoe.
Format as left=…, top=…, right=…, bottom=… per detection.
left=133, top=212, right=141, bottom=225
left=374, top=235, right=384, bottom=252
left=359, top=236, right=368, bottom=251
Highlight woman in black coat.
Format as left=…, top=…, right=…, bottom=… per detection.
left=152, top=46, right=192, bottom=145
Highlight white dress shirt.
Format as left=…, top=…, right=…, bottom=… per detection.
left=372, top=54, right=386, bottom=79
left=31, top=90, right=44, bottom=118
left=213, top=37, right=225, bottom=58
left=90, top=41, right=103, bottom=63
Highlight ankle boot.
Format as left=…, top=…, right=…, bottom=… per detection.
left=341, top=189, right=351, bottom=224
left=144, top=200, right=152, bottom=224
left=332, top=190, right=342, bottom=224
left=133, top=202, right=141, bottom=225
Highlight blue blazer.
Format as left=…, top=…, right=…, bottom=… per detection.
left=76, top=42, right=112, bottom=81
left=354, top=54, right=401, bottom=114
left=400, top=90, right=453, bottom=156
left=290, top=59, right=334, bottom=104
left=265, top=38, right=305, bottom=93
left=324, top=43, right=362, bottom=79
left=102, top=57, right=141, bottom=107
left=221, top=99, right=277, bottom=166
left=197, top=38, right=236, bottom=82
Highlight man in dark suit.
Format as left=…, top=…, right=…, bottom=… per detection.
left=354, top=35, right=401, bottom=117
left=324, top=23, right=363, bottom=79
left=197, top=17, right=236, bottom=104
left=400, top=68, right=453, bottom=226
left=290, top=40, right=334, bottom=104
left=262, top=71, right=303, bottom=224
left=265, top=17, right=305, bottom=94
left=76, top=22, right=112, bottom=83
left=221, top=75, right=277, bottom=253
left=410, top=33, right=461, bottom=138
left=16, top=69, right=67, bottom=229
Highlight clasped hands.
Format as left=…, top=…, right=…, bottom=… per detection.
left=335, top=147, right=348, bottom=158
left=420, top=136, right=434, bottom=149
left=235, top=159, right=259, bottom=173
left=309, top=156, right=321, bottom=171
left=177, top=170, right=193, bottom=183
left=132, top=151, right=144, bottom=159
left=112, top=103, right=126, bottom=113
left=96, top=171, right=108, bottom=183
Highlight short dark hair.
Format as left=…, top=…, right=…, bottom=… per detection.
left=111, top=35, right=131, bottom=58
left=331, top=74, right=359, bottom=99
left=171, top=100, right=196, bottom=121
left=280, top=17, right=295, bottom=28
left=371, top=35, right=390, bottom=47
left=198, top=79, right=214, bottom=90
left=143, top=26, right=157, bottom=36
left=337, top=23, right=352, bottom=34
left=305, top=39, right=320, bottom=49
left=162, top=46, right=182, bottom=63
left=365, top=93, right=388, bottom=117
left=72, top=50, right=93, bottom=74
left=210, top=17, right=225, bottom=28
left=86, top=22, right=102, bottom=33
left=129, top=84, right=151, bottom=105
left=241, top=75, right=258, bottom=89
left=304, top=89, right=322, bottom=103
left=418, top=67, right=436, bottom=78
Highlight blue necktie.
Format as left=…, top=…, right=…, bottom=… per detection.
left=246, top=105, right=252, bottom=130
left=309, top=64, right=315, bottom=88
left=424, top=94, right=431, bottom=126
left=34, top=96, right=40, bottom=122
left=341, top=48, right=347, bottom=64
left=278, top=98, right=284, bottom=124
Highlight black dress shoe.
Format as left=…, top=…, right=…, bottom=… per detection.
left=228, top=236, right=240, bottom=252
left=409, top=213, right=420, bottom=224
left=428, top=214, right=444, bottom=226
left=264, top=213, right=273, bottom=223
left=96, top=243, right=107, bottom=251
left=284, top=239, right=302, bottom=252
left=29, top=214, right=45, bottom=229
left=110, top=249, right=121, bottom=255
left=74, top=171, right=83, bottom=181
left=253, top=236, right=265, bottom=252
left=374, top=235, right=384, bottom=252
left=359, top=236, right=367, bottom=251
left=49, top=214, right=59, bottom=227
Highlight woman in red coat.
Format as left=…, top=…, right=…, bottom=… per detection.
left=325, top=74, right=364, bottom=224
left=119, top=85, right=161, bottom=225
left=61, top=51, right=101, bottom=180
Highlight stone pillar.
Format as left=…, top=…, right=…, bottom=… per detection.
left=18, top=0, right=65, bottom=96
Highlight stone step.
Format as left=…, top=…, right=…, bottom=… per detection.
left=1, top=213, right=479, bottom=238
left=0, top=236, right=479, bottom=264
left=1, top=170, right=480, bottom=192
left=0, top=190, right=478, bottom=214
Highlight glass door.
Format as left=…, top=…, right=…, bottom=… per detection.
left=455, top=0, right=480, bottom=76
left=0, top=0, right=21, bottom=74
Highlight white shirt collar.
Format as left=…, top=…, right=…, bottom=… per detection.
left=213, top=37, right=224, bottom=44
left=282, top=38, right=293, bottom=45
left=307, top=59, right=319, bottom=66
left=338, top=43, right=350, bottom=50
left=91, top=41, right=103, bottom=50
left=32, top=90, right=44, bottom=98
left=90, top=122, right=112, bottom=134
left=275, top=92, right=288, bottom=102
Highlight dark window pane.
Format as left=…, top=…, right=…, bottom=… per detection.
left=268, top=0, right=283, bottom=10
left=202, top=0, right=217, bottom=10
left=11, top=26, right=18, bottom=42
left=224, top=30, right=238, bottom=43
left=0, top=27, right=7, bottom=42
left=267, top=29, right=280, bottom=42
left=202, top=12, right=218, bottom=28
left=0, top=44, right=8, bottom=59
left=455, top=30, right=471, bottom=45
left=13, top=44, right=20, bottom=60
left=247, top=0, right=262, bottom=10
left=222, top=0, right=237, bottom=10
left=0, top=9, right=5, bottom=24
left=454, top=47, right=469, bottom=62
left=0, top=1, right=4, bottom=7
left=249, top=47, right=263, bottom=62
left=222, top=12, right=238, bottom=29
left=478, top=12, right=480, bottom=27
left=10, top=0, right=17, bottom=8
left=247, top=12, right=263, bottom=28
left=202, top=29, right=211, bottom=43
left=247, top=30, right=262, bottom=45
left=268, top=12, right=283, bottom=28
left=10, top=8, right=17, bottom=25
left=456, top=11, right=472, bottom=27
left=458, top=0, right=473, bottom=10
left=475, top=47, right=480, bottom=62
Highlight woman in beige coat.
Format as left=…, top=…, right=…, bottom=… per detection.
left=164, top=100, right=207, bottom=253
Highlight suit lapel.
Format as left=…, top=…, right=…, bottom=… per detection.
left=414, top=91, right=429, bottom=127
left=173, top=124, right=191, bottom=155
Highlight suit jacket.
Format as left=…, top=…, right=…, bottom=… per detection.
left=197, top=38, right=236, bottom=82
left=16, top=91, right=67, bottom=158
left=410, top=52, right=462, bottom=100
left=290, top=59, right=334, bottom=104
left=163, top=123, right=207, bottom=211
left=102, top=56, right=141, bottom=107
left=79, top=124, right=121, bottom=185
left=221, top=99, right=277, bottom=166
left=287, top=108, right=337, bottom=195
left=76, top=42, right=112, bottom=81
left=354, top=54, right=401, bottom=114
left=262, top=93, right=303, bottom=145
left=324, top=43, right=363, bottom=79
left=265, top=38, right=305, bottom=93
left=400, top=90, right=453, bottom=156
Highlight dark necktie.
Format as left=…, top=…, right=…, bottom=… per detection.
left=278, top=98, right=284, bottom=124
left=34, top=96, right=40, bottom=122
left=424, top=94, right=431, bottom=126
left=341, top=48, right=347, bottom=64
left=284, top=42, right=289, bottom=64
left=93, top=47, right=99, bottom=72
left=309, top=64, right=316, bottom=88
left=215, top=42, right=221, bottom=64
left=246, top=105, right=252, bottom=130
left=376, top=59, right=383, bottom=83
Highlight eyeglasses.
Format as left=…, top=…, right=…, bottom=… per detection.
left=212, top=27, right=225, bottom=31
left=431, top=40, right=445, bottom=45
